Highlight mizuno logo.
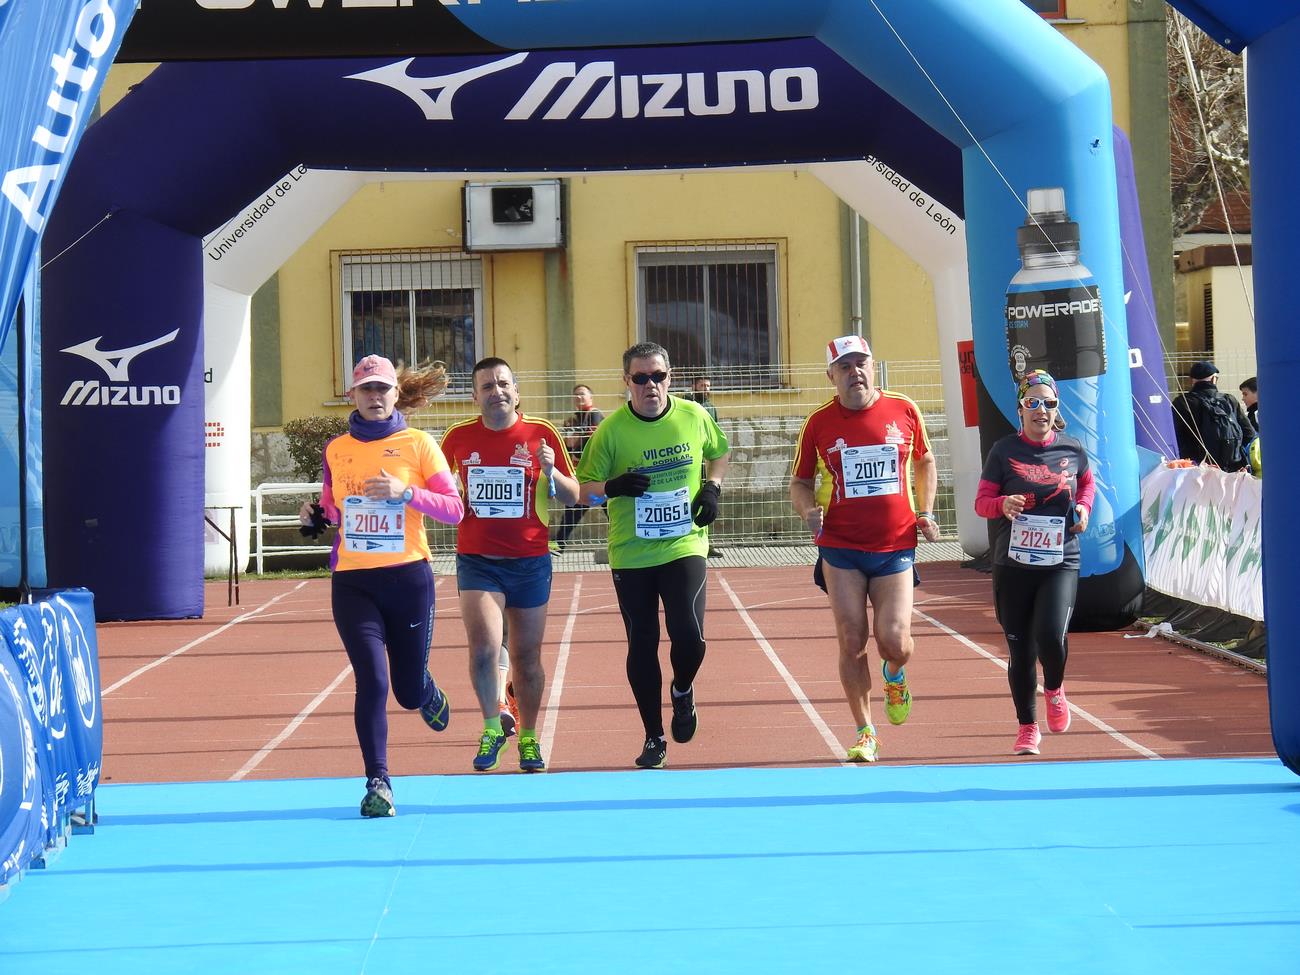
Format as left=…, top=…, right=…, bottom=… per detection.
left=348, top=53, right=820, bottom=122
left=347, top=54, right=528, bottom=121
left=59, top=329, right=181, bottom=408
left=60, top=330, right=180, bottom=382
left=59, top=382, right=181, bottom=407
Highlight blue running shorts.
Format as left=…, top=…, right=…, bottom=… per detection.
left=456, top=553, right=553, bottom=609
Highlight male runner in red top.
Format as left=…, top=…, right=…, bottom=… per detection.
left=441, top=357, right=578, bottom=773
left=790, top=335, right=939, bottom=763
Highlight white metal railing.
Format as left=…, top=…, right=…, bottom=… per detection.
left=252, top=481, right=324, bottom=573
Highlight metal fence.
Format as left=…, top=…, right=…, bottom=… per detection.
left=253, top=352, right=1245, bottom=567
left=402, top=359, right=959, bottom=556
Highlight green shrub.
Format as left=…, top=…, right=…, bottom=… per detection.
left=283, top=415, right=349, bottom=482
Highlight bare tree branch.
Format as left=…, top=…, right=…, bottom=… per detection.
left=1168, top=10, right=1249, bottom=236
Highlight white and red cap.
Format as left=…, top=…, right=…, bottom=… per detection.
left=826, top=334, right=872, bottom=365
left=350, top=354, right=398, bottom=390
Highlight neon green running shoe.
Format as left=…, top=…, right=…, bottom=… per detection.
left=882, top=661, right=912, bottom=725
left=846, top=727, right=879, bottom=763
left=473, top=729, right=508, bottom=771
left=518, top=734, right=547, bottom=773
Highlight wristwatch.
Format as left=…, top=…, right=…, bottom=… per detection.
left=401, top=486, right=415, bottom=504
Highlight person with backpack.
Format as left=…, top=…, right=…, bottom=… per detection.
left=1172, top=361, right=1252, bottom=472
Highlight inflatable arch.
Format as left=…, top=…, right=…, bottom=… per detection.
left=41, top=1, right=1146, bottom=627
left=10, top=0, right=1293, bottom=773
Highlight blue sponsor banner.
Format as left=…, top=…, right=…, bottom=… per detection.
left=0, top=637, right=44, bottom=885
left=0, top=588, right=100, bottom=885
left=58, top=39, right=962, bottom=246
left=0, top=256, right=47, bottom=588
left=0, top=0, right=136, bottom=352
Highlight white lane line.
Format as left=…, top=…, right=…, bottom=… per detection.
left=742, top=595, right=828, bottom=611
left=718, top=574, right=845, bottom=762
left=229, top=664, right=354, bottom=781
left=230, top=577, right=445, bottom=781
left=540, top=575, right=583, bottom=762
left=102, top=581, right=311, bottom=696
left=911, top=606, right=1162, bottom=760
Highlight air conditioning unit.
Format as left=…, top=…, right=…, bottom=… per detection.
left=463, top=179, right=565, bottom=252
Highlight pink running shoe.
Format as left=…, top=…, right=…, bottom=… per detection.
left=1013, top=723, right=1042, bottom=755
left=1044, top=686, right=1071, bottom=733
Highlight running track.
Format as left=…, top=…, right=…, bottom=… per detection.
left=95, top=562, right=1273, bottom=785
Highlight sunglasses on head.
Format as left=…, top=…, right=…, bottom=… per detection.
left=1021, top=396, right=1059, bottom=411
left=629, top=371, right=669, bottom=385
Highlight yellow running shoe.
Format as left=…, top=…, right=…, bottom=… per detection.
left=846, top=727, right=879, bottom=763
left=882, top=661, right=912, bottom=725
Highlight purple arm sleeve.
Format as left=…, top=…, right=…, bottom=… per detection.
left=320, top=451, right=340, bottom=523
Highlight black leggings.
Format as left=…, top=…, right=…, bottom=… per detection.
left=993, top=564, right=1077, bottom=725
left=611, top=556, right=708, bottom=738
left=331, top=560, right=439, bottom=780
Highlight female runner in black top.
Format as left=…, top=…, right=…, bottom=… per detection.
left=974, top=370, right=1094, bottom=757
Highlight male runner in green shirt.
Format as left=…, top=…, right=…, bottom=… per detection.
left=577, top=342, right=730, bottom=768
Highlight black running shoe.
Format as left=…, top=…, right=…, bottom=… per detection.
left=634, top=737, right=667, bottom=769
left=670, top=685, right=697, bottom=743
left=360, top=776, right=395, bottom=818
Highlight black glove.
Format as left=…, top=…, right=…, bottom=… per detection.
left=299, top=502, right=332, bottom=539
left=605, top=471, right=651, bottom=498
left=691, top=481, right=721, bottom=527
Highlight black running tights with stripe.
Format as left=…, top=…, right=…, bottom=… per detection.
left=331, top=560, right=439, bottom=781
left=992, top=564, right=1078, bottom=726
left=611, top=555, right=709, bottom=739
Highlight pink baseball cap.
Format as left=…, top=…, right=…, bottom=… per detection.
left=350, top=354, right=398, bottom=390
left=826, top=335, right=872, bottom=365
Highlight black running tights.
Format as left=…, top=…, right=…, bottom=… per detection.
left=993, top=564, right=1078, bottom=725
left=611, top=555, right=708, bottom=738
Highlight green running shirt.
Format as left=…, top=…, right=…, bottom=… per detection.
left=576, top=397, right=729, bottom=569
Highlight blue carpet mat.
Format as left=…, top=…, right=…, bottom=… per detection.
left=3, top=758, right=1298, bottom=974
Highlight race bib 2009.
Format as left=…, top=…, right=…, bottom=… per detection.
left=467, top=466, right=525, bottom=518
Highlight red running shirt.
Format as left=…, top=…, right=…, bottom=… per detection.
left=440, top=413, right=574, bottom=557
left=792, top=391, right=932, bottom=552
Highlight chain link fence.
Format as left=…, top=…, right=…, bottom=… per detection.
left=257, top=351, right=1243, bottom=570
left=393, top=359, right=957, bottom=560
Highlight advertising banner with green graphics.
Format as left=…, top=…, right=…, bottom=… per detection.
left=1141, top=465, right=1262, bottom=622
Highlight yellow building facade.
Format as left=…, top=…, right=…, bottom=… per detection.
left=98, top=0, right=1169, bottom=448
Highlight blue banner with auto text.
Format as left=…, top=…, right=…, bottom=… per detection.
left=0, top=588, right=101, bottom=886
left=0, top=0, right=136, bottom=353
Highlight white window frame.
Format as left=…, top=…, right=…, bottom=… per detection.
left=339, top=250, right=485, bottom=395
left=634, top=242, right=782, bottom=389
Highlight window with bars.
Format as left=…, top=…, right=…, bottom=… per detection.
left=340, top=250, right=484, bottom=394
left=635, top=243, right=781, bottom=390
left=1022, top=0, right=1066, bottom=18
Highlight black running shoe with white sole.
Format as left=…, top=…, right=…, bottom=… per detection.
left=670, top=685, right=697, bottom=743
left=634, top=737, right=667, bottom=769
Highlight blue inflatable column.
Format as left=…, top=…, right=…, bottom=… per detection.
left=42, top=211, right=204, bottom=620
left=964, top=95, right=1144, bottom=629
left=1250, top=18, right=1300, bottom=774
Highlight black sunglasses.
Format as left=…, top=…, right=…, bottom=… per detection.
left=629, top=371, right=669, bottom=385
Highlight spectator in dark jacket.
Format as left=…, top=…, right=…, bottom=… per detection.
left=1172, top=361, right=1251, bottom=472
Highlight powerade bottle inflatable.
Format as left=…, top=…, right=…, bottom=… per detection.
left=1005, top=187, right=1107, bottom=382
